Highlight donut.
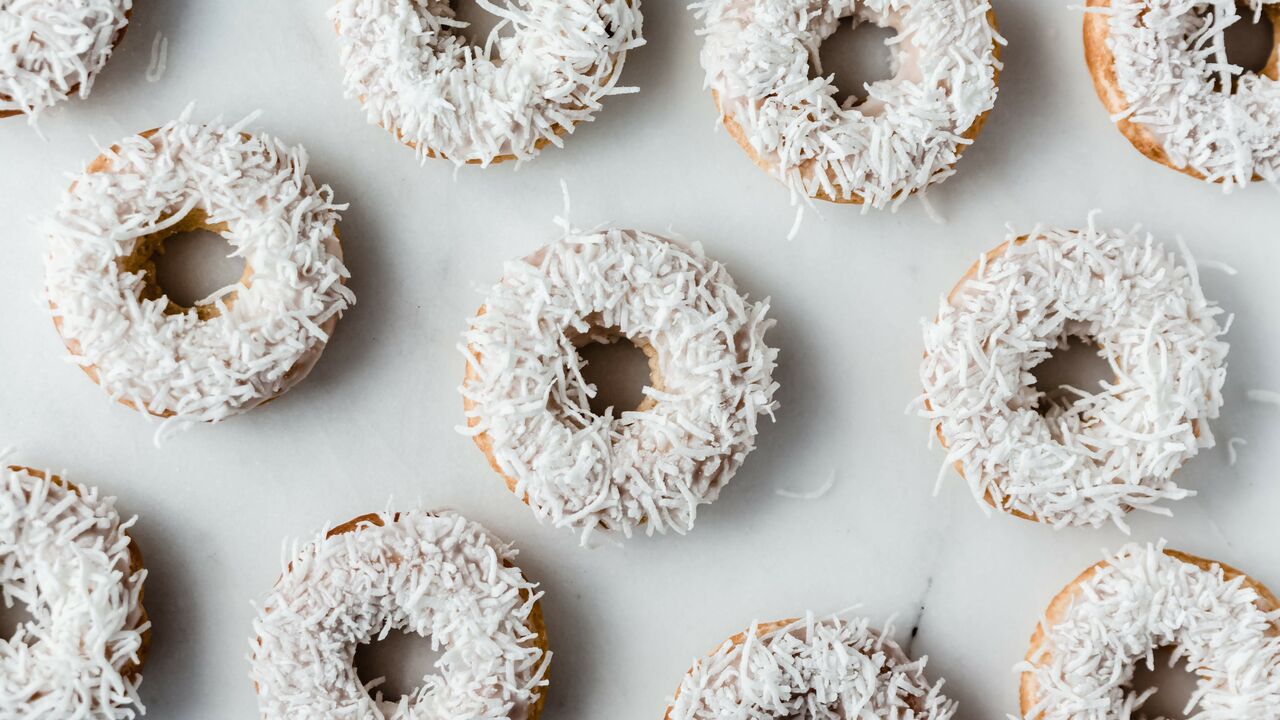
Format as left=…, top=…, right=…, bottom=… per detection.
left=249, top=510, right=550, bottom=719
left=44, top=112, right=355, bottom=433
left=0, top=463, right=150, bottom=718
left=919, top=217, right=1229, bottom=528
left=460, top=228, right=778, bottom=542
left=692, top=0, right=1002, bottom=208
left=1084, top=0, right=1280, bottom=186
left=666, top=614, right=955, bottom=719
left=330, top=0, right=644, bottom=166
left=0, top=0, right=132, bottom=122
left=1019, top=542, right=1280, bottom=719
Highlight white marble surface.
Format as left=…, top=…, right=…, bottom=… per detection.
left=1, top=1, right=1278, bottom=718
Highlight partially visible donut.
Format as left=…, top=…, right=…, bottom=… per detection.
left=0, top=1, right=132, bottom=122
left=1084, top=0, right=1280, bottom=186
left=693, top=0, right=1002, bottom=207
left=666, top=614, right=956, bottom=719
left=1019, top=542, right=1280, bottom=719
left=919, top=218, right=1229, bottom=527
left=330, top=0, right=644, bottom=165
left=460, top=228, right=778, bottom=542
left=250, top=510, right=550, bottom=719
left=44, top=113, right=355, bottom=431
left=0, top=463, right=150, bottom=719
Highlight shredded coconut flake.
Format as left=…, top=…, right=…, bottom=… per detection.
left=44, top=110, right=355, bottom=434
left=250, top=510, right=549, bottom=720
left=144, top=32, right=166, bottom=83
left=1092, top=0, right=1280, bottom=188
left=919, top=217, right=1229, bottom=528
left=668, top=613, right=955, bottom=719
left=776, top=470, right=836, bottom=499
left=1018, top=541, right=1280, bottom=719
left=0, top=463, right=149, bottom=719
left=693, top=0, right=1002, bottom=208
left=1199, top=259, right=1239, bottom=275
left=1227, top=436, right=1246, bottom=466
left=330, top=0, right=644, bottom=165
left=460, top=227, right=778, bottom=543
left=1247, top=388, right=1280, bottom=405
left=0, top=0, right=130, bottom=123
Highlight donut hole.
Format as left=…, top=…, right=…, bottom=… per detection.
left=125, top=210, right=251, bottom=321
left=1128, top=646, right=1202, bottom=718
left=575, top=333, right=656, bottom=417
left=1029, top=334, right=1113, bottom=415
left=0, top=599, right=34, bottom=642
left=354, top=629, right=445, bottom=704
left=449, top=0, right=515, bottom=53
left=813, top=17, right=899, bottom=110
left=1196, top=5, right=1278, bottom=90
left=152, top=228, right=247, bottom=313
left=1223, top=6, right=1276, bottom=74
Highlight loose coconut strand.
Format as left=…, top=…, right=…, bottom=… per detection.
left=669, top=613, right=956, bottom=719
left=0, top=0, right=131, bottom=123
left=0, top=464, right=148, bottom=720
left=919, top=217, right=1229, bottom=528
left=1097, top=0, right=1280, bottom=188
left=330, top=0, right=645, bottom=166
left=249, top=510, right=549, bottom=720
left=460, top=228, right=778, bottom=544
left=44, top=109, right=355, bottom=434
left=1018, top=542, right=1280, bottom=719
left=692, top=0, right=1002, bottom=208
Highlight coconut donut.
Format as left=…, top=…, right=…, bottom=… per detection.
left=44, top=111, right=355, bottom=434
left=692, top=0, right=1002, bottom=209
left=330, top=0, right=644, bottom=166
left=0, top=463, right=150, bottom=719
left=1018, top=542, right=1280, bottom=719
left=250, top=510, right=550, bottom=720
left=666, top=613, right=956, bottom=719
left=919, top=217, right=1229, bottom=528
left=0, top=0, right=131, bottom=123
left=459, top=227, right=778, bottom=543
left=1084, top=0, right=1280, bottom=187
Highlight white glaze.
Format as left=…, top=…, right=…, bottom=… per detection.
left=919, top=217, right=1229, bottom=528
left=460, top=227, right=778, bottom=543
left=250, top=511, right=549, bottom=720
left=331, top=0, right=644, bottom=165
left=44, top=111, right=355, bottom=438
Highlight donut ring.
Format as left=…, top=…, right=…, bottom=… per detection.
left=1019, top=542, right=1280, bottom=719
left=919, top=218, right=1229, bottom=528
left=1084, top=0, right=1280, bottom=186
left=0, top=464, right=150, bottom=718
left=693, top=0, right=1002, bottom=207
left=460, top=228, right=778, bottom=542
left=0, top=1, right=131, bottom=122
left=330, top=0, right=644, bottom=166
left=250, top=510, right=550, bottom=720
left=666, top=614, right=956, bottom=719
left=44, top=113, right=355, bottom=429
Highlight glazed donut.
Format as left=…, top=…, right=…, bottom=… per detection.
left=1019, top=542, right=1280, bottom=719
left=919, top=217, right=1229, bottom=528
left=0, top=464, right=149, bottom=719
left=666, top=614, right=955, bottom=719
left=1084, top=0, right=1280, bottom=186
left=250, top=510, right=550, bottom=719
left=460, top=228, right=778, bottom=542
left=330, top=0, right=644, bottom=166
left=0, top=0, right=131, bottom=122
left=693, top=0, right=1002, bottom=208
left=44, top=112, right=355, bottom=432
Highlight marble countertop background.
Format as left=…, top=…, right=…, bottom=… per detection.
left=1, top=1, right=1278, bottom=717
